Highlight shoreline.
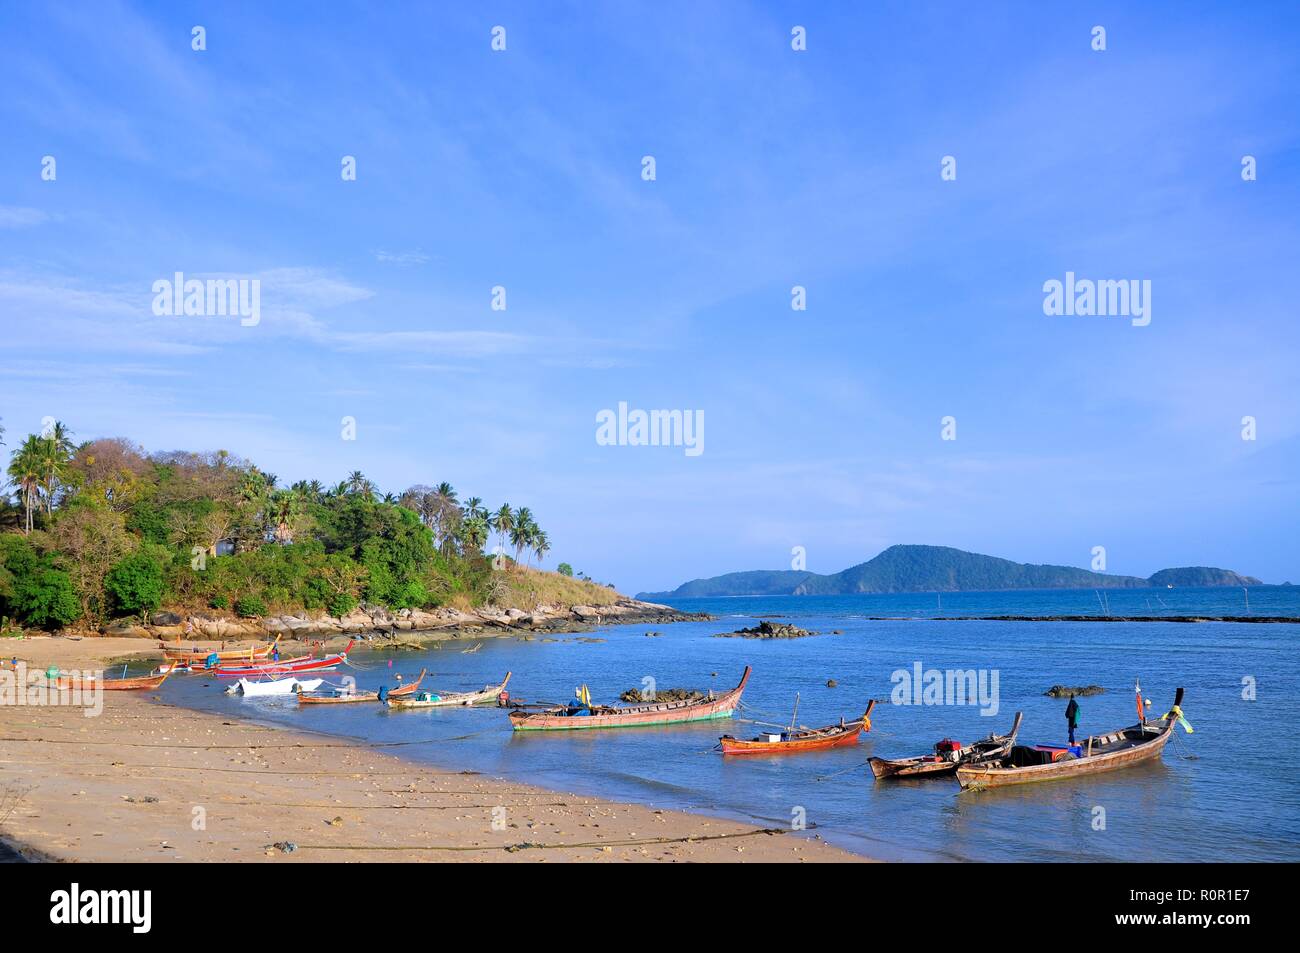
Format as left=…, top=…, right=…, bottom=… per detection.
left=0, top=637, right=862, bottom=864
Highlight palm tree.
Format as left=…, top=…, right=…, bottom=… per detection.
left=460, top=514, right=489, bottom=554
left=511, top=507, right=536, bottom=566
left=37, top=421, right=75, bottom=513
left=492, top=504, right=513, bottom=564
left=532, top=529, right=550, bottom=567
left=345, top=470, right=370, bottom=496
left=464, top=496, right=486, bottom=522
left=7, top=434, right=45, bottom=532
left=269, top=489, right=301, bottom=543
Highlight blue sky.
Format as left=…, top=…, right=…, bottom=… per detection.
left=1, top=1, right=1298, bottom=591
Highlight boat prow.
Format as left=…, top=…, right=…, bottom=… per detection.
left=869, top=710, right=1023, bottom=779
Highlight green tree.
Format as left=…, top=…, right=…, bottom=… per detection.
left=7, top=434, right=45, bottom=532
left=557, top=562, right=574, bottom=577
left=104, top=552, right=165, bottom=618
left=16, top=569, right=80, bottom=628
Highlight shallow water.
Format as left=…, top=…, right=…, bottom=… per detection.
left=164, top=587, right=1300, bottom=862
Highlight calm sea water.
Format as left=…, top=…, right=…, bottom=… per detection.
left=163, top=586, right=1300, bottom=862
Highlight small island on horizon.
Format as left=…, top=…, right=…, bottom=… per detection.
left=637, top=544, right=1265, bottom=601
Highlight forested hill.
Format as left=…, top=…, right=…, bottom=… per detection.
left=638, top=545, right=1262, bottom=599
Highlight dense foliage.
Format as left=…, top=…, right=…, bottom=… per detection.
left=0, top=423, right=558, bottom=630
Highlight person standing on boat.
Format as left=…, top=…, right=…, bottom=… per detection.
left=1065, top=693, right=1080, bottom=744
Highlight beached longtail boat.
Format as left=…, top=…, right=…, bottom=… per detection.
left=868, top=711, right=1023, bottom=779
left=508, top=667, right=750, bottom=731
left=387, top=672, right=512, bottom=709
left=297, top=685, right=378, bottom=704
left=386, top=668, right=427, bottom=699
left=956, top=689, right=1186, bottom=791
left=163, top=635, right=280, bottom=665
left=299, top=668, right=428, bottom=705
left=213, top=641, right=353, bottom=678
left=52, top=666, right=174, bottom=692
left=720, top=699, right=876, bottom=755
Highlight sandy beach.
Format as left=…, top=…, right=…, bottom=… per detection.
left=0, top=637, right=862, bottom=863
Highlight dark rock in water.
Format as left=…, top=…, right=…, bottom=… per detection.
left=826, top=679, right=838, bottom=688
left=714, top=620, right=817, bottom=639
left=832, top=629, right=843, bottom=635
left=150, top=611, right=182, bottom=626
left=619, top=687, right=706, bottom=704
left=1044, top=684, right=1106, bottom=697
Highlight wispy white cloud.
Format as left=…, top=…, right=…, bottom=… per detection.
left=0, top=206, right=51, bottom=228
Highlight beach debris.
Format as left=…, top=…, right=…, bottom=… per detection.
left=269, top=841, right=297, bottom=853
left=327, top=816, right=344, bottom=827
left=1044, top=684, right=1106, bottom=697
left=123, top=795, right=159, bottom=804
left=714, top=620, right=817, bottom=639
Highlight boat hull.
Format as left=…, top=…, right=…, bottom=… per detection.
left=721, top=724, right=862, bottom=755
left=956, top=690, right=1183, bottom=791
left=235, top=677, right=323, bottom=697
left=298, top=690, right=378, bottom=704
left=388, top=673, right=511, bottom=709
left=869, top=711, right=1023, bottom=780
left=53, top=670, right=171, bottom=691
left=509, top=668, right=750, bottom=731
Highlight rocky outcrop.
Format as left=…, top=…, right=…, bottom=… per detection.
left=76, top=598, right=710, bottom=644
left=713, top=620, right=819, bottom=639
left=1044, top=684, right=1106, bottom=697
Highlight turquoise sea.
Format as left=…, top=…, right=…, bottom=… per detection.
left=164, top=586, right=1300, bottom=862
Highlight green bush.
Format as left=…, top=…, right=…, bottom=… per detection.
left=13, top=568, right=81, bottom=629
left=557, top=562, right=574, bottom=577
left=234, top=596, right=267, bottom=618
left=104, top=552, right=165, bottom=617
left=326, top=592, right=357, bottom=617
left=209, top=594, right=229, bottom=609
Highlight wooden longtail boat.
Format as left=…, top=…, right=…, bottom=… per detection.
left=869, top=711, right=1023, bottom=779
left=214, top=641, right=353, bottom=678
left=52, top=667, right=174, bottom=692
left=163, top=635, right=280, bottom=665
left=720, top=699, right=876, bottom=755
left=387, top=672, right=512, bottom=709
left=508, top=667, right=750, bottom=731
left=956, top=689, right=1185, bottom=791
left=386, top=668, right=427, bottom=699
left=297, top=686, right=378, bottom=704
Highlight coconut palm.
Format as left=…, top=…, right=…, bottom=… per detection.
left=269, top=489, right=301, bottom=543
left=460, top=514, right=489, bottom=554
left=532, top=529, right=550, bottom=567
left=492, top=504, right=514, bottom=564
left=7, top=434, right=45, bottom=532
left=37, top=421, right=75, bottom=513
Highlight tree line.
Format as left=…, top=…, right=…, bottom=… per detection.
left=0, top=419, right=560, bottom=630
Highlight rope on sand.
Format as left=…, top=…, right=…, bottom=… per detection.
left=288, top=826, right=789, bottom=853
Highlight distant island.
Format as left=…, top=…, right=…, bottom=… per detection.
left=637, top=545, right=1262, bottom=600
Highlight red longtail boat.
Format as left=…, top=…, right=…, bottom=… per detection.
left=508, top=667, right=750, bottom=731
left=214, top=641, right=353, bottom=678
left=720, top=699, right=877, bottom=755
left=162, top=635, right=281, bottom=665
